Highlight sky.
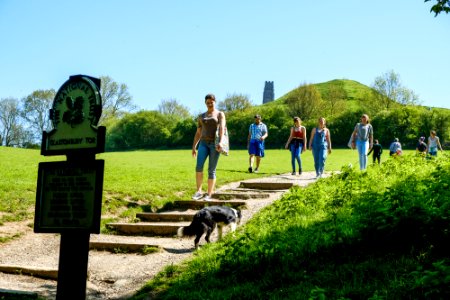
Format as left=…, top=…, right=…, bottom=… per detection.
left=1, top=0, right=449, bottom=115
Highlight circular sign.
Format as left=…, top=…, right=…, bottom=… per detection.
left=52, top=76, right=102, bottom=130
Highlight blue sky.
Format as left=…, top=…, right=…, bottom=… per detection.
left=1, top=0, right=449, bottom=115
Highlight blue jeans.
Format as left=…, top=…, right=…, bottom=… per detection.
left=356, top=140, right=369, bottom=170
left=290, top=143, right=303, bottom=172
left=312, top=144, right=327, bottom=176
left=196, top=140, right=220, bottom=179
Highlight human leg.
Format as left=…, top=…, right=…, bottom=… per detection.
left=356, top=140, right=368, bottom=170
left=193, top=141, right=209, bottom=199
left=255, top=156, right=261, bottom=170
left=290, top=143, right=298, bottom=173
left=297, top=144, right=303, bottom=174
left=207, top=142, right=220, bottom=196
left=318, top=147, right=328, bottom=176
left=248, top=155, right=254, bottom=172
left=312, top=146, right=320, bottom=176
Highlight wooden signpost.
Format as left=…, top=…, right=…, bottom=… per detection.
left=34, top=75, right=105, bottom=300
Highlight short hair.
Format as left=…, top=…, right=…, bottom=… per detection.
left=205, top=94, right=216, bottom=102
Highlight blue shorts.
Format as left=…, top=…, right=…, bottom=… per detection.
left=249, top=139, right=264, bottom=157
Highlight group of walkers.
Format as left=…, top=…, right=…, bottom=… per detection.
left=191, top=94, right=444, bottom=200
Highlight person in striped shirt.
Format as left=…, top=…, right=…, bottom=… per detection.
left=247, top=114, right=268, bottom=173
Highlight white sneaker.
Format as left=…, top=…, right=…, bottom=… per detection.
left=254, top=168, right=259, bottom=173
left=203, top=195, right=212, bottom=201
left=291, top=172, right=296, bottom=175
left=192, top=192, right=204, bottom=200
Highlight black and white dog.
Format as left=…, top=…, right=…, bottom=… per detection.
left=177, top=206, right=241, bottom=249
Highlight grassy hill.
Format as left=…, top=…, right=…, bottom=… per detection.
left=274, top=79, right=375, bottom=110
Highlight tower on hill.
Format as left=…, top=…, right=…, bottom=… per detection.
left=263, top=81, right=274, bottom=104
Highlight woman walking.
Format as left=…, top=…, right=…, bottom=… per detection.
left=285, top=117, right=307, bottom=175
left=427, top=130, right=443, bottom=156
left=309, top=117, right=332, bottom=179
left=191, top=94, right=226, bottom=201
left=351, top=114, right=373, bottom=170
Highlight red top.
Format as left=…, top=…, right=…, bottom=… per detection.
left=293, top=126, right=303, bottom=138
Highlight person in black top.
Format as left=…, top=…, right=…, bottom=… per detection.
left=416, top=136, right=427, bottom=157
left=367, top=139, right=383, bottom=165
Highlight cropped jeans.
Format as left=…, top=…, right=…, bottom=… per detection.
left=196, top=140, right=220, bottom=179
left=356, top=139, right=369, bottom=170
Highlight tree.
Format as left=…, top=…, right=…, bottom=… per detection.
left=0, top=98, right=26, bottom=146
left=371, top=70, right=420, bottom=110
left=99, top=76, right=136, bottom=124
left=158, top=98, right=191, bottom=120
left=21, top=89, right=55, bottom=140
left=324, top=84, right=347, bottom=117
left=425, top=0, right=450, bottom=16
left=217, top=93, right=252, bottom=112
left=106, top=110, right=173, bottom=150
left=284, top=83, right=323, bottom=121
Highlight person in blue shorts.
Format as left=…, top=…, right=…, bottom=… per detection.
left=247, top=114, right=268, bottom=173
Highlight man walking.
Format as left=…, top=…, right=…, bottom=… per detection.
left=247, top=114, right=268, bottom=173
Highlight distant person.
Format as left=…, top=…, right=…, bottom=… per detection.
left=191, top=94, right=226, bottom=201
left=285, top=116, right=307, bottom=175
left=247, top=114, right=268, bottom=173
left=427, top=130, right=443, bottom=157
left=389, top=138, right=402, bottom=156
left=350, top=114, right=374, bottom=170
left=367, top=139, right=383, bottom=165
left=416, top=136, right=427, bottom=156
left=309, top=117, right=332, bottom=179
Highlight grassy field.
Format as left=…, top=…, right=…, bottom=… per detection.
left=0, top=146, right=409, bottom=226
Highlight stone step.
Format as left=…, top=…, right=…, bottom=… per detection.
left=229, top=188, right=287, bottom=193
left=239, top=181, right=294, bottom=190
left=0, top=264, right=58, bottom=280
left=89, top=241, right=161, bottom=254
left=213, top=192, right=271, bottom=200
left=172, top=200, right=246, bottom=210
left=136, top=212, right=195, bottom=222
left=106, top=222, right=189, bottom=236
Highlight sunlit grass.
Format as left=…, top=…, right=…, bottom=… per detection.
left=0, top=146, right=413, bottom=223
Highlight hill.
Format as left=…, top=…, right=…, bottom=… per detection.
left=274, top=78, right=374, bottom=107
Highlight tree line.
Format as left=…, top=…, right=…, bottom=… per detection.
left=1, top=71, right=449, bottom=151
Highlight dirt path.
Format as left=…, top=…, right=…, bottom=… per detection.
left=0, top=172, right=319, bottom=299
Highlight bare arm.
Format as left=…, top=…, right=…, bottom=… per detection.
left=302, top=126, right=307, bottom=151
left=192, top=127, right=202, bottom=157
left=285, top=127, right=294, bottom=149
left=326, top=129, right=332, bottom=153
left=217, top=112, right=226, bottom=151
left=309, top=128, right=316, bottom=150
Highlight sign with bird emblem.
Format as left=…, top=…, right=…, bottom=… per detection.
left=41, top=75, right=105, bottom=155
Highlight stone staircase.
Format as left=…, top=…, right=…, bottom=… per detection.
left=95, top=182, right=289, bottom=251
left=0, top=178, right=300, bottom=298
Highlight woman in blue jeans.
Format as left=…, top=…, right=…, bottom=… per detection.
left=350, top=114, right=373, bottom=170
left=191, top=94, right=226, bottom=201
left=285, top=117, right=307, bottom=175
left=309, top=117, right=332, bottom=178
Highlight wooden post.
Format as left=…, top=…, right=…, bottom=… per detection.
left=56, top=233, right=91, bottom=300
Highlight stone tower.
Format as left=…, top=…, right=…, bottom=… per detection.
left=262, top=81, right=274, bottom=104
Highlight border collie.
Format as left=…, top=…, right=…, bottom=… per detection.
left=177, top=206, right=241, bottom=249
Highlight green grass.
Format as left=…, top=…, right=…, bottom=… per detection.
left=131, top=153, right=450, bottom=300
left=0, top=146, right=413, bottom=226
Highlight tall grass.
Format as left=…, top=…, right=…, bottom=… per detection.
left=132, top=153, right=450, bottom=299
